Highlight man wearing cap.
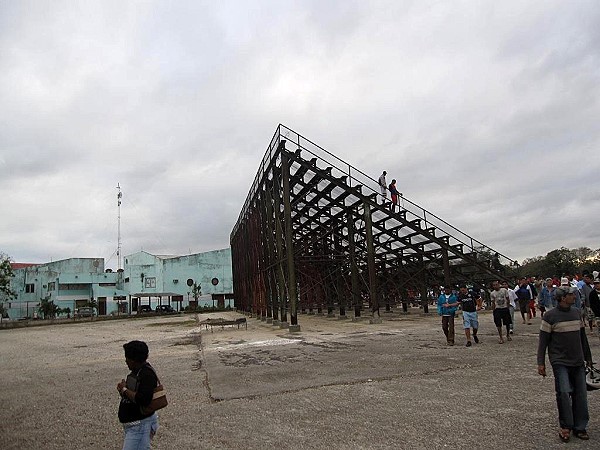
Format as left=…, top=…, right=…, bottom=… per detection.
left=537, top=285, right=593, bottom=442
left=560, top=277, right=583, bottom=309
left=566, top=275, right=585, bottom=310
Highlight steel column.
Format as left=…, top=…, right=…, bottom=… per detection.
left=281, top=151, right=298, bottom=326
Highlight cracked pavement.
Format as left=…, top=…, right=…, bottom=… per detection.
left=1, top=309, right=599, bottom=449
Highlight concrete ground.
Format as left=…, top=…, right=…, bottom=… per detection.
left=0, top=309, right=599, bottom=450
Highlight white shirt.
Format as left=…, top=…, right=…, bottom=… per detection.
left=507, top=288, right=517, bottom=308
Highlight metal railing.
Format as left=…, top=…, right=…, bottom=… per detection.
left=231, top=124, right=516, bottom=267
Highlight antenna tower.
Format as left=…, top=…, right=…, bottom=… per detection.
left=117, top=183, right=123, bottom=270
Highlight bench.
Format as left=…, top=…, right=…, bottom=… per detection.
left=199, top=317, right=247, bottom=332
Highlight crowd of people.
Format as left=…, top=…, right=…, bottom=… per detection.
left=509, top=272, right=600, bottom=332
left=376, top=169, right=598, bottom=442
left=437, top=272, right=600, bottom=344
left=437, top=270, right=600, bottom=442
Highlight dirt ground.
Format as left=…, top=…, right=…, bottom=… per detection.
left=1, top=309, right=599, bottom=450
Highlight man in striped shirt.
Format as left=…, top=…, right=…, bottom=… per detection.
left=537, top=285, right=593, bottom=442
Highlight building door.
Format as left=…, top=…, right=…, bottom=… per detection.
left=172, top=295, right=183, bottom=311
left=114, top=296, right=127, bottom=313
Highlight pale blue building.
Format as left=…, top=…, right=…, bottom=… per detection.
left=7, top=258, right=126, bottom=318
left=124, top=248, right=233, bottom=312
left=6, top=248, right=233, bottom=319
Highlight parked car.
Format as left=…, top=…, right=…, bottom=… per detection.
left=155, top=305, right=175, bottom=314
left=139, top=305, right=153, bottom=313
left=75, top=306, right=95, bottom=318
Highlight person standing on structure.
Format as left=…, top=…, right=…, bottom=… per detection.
left=378, top=171, right=387, bottom=204
left=388, top=179, right=402, bottom=212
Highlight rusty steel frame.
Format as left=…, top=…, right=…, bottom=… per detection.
left=230, top=125, right=516, bottom=324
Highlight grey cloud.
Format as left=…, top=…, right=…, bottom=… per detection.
left=1, top=1, right=599, bottom=266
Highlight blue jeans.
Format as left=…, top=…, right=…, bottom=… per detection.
left=462, top=311, right=478, bottom=329
left=122, top=413, right=158, bottom=450
left=552, top=365, right=589, bottom=431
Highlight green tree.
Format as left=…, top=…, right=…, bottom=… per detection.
left=38, top=295, right=59, bottom=319
left=86, top=298, right=98, bottom=310
left=517, top=246, right=599, bottom=278
left=518, top=255, right=548, bottom=278
left=573, top=246, right=599, bottom=273
left=573, top=246, right=594, bottom=263
left=192, top=282, right=202, bottom=302
left=544, top=247, right=577, bottom=276
left=58, top=307, right=71, bottom=318
left=0, top=253, right=15, bottom=300
left=0, top=253, right=16, bottom=322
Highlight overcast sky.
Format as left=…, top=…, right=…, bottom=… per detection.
left=1, top=0, right=599, bottom=267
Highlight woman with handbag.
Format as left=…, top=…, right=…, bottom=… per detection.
left=117, top=340, right=165, bottom=450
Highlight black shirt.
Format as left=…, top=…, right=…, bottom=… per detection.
left=458, top=292, right=478, bottom=313
left=118, top=363, right=158, bottom=423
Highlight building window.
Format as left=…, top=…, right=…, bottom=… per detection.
left=58, top=283, right=89, bottom=290
left=145, top=277, right=156, bottom=288
left=47, top=282, right=56, bottom=291
left=124, top=277, right=130, bottom=283
left=25, top=284, right=35, bottom=293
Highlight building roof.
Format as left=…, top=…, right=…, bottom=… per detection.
left=130, top=292, right=181, bottom=298
left=11, top=263, right=39, bottom=270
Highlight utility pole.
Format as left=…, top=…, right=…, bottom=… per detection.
left=117, top=183, right=123, bottom=271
